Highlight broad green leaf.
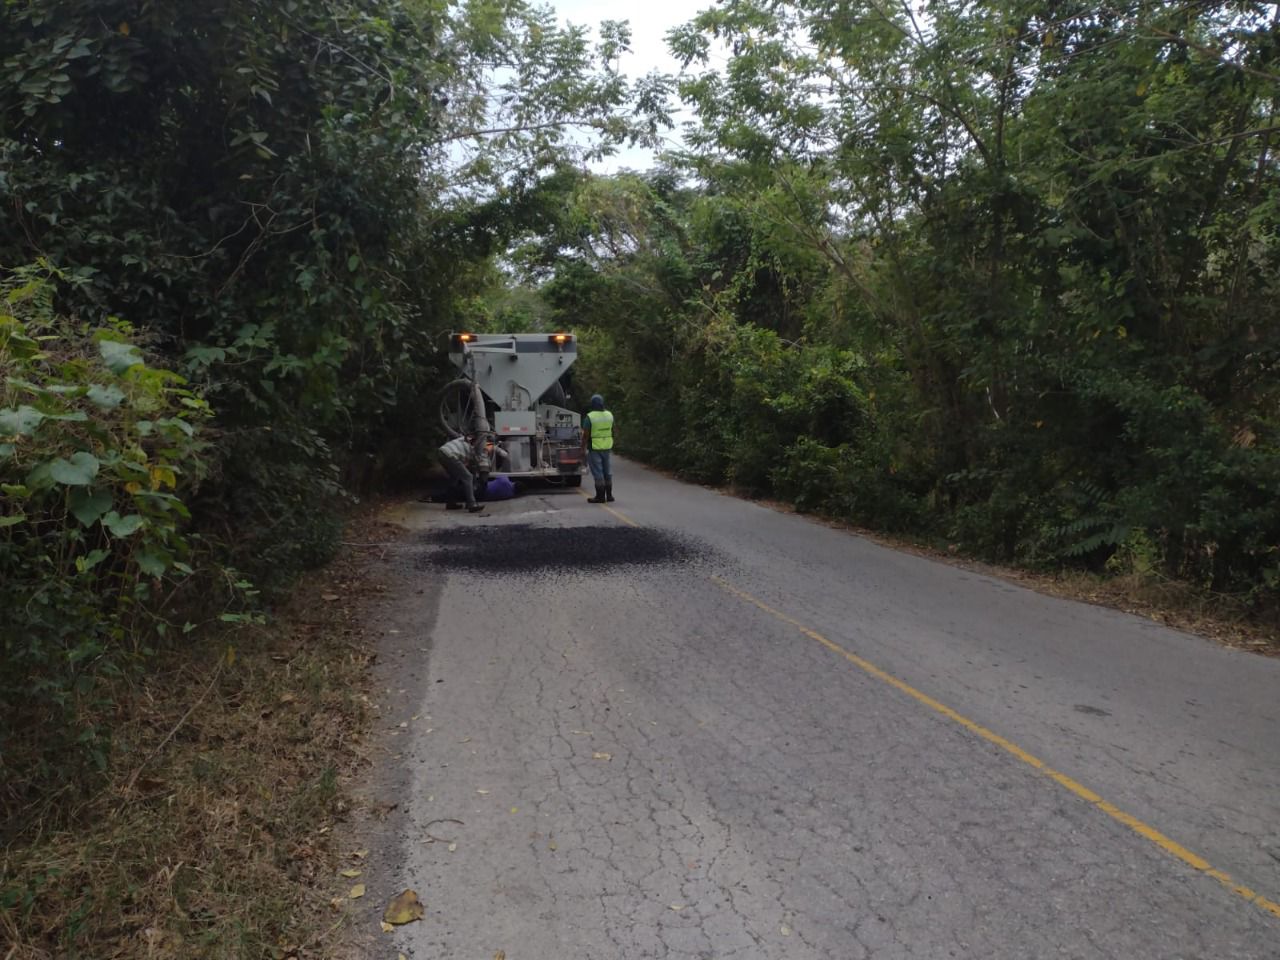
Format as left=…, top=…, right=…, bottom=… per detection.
left=0, top=405, right=45, bottom=436
left=86, top=384, right=126, bottom=410
left=0, top=443, right=14, bottom=460
left=69, top=488, right=113, bottom=526
left=48, top=451, right=101, bottom=486
left=0, top=514, right=26, bottom=528
left=24, top=461, right=56, bottom=491
left=75, top=548, right=109, bottom=572
left=185, top=345, right=226, bottom=366
left=98, top=339, right=143, bottom=374
left=154, top=417, right=195, bottom=438
left=102, top=511, right=145, bottom=537
left=136, top=550, right=168, bottom=576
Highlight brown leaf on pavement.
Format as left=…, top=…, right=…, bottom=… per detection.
left=383, top=889, right=425, bottom=925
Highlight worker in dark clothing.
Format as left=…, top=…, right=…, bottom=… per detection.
left=582, top=393, right=615, bottom=503
left=438, top=435, right=485, bottom=513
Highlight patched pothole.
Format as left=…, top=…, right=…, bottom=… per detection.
left=415, top=523, right=708, bottom=574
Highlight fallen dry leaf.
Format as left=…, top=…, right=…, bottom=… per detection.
left=352, top=848, right=368, bottom=859
left=495, top=953, right=506, bottom=960
left=349, top=884, right=365, bottom=899
left=278, top=692, right=297, bottom=706
left=592, top=752, right=612, bottom=761
left=340, top=869, right=362, bottom=878
left=476, top=789, right=489, bottom=795
left=380, top=921, right=395, bottom=933
left=383, top=889, right=425, bottom=925
left=669, top=903, right=684, bottom=912
left=134, top=776, right=168, bottom=794
left=780, top=924, right=792, bottom=936
left=321, top=593, right=339, bottom=601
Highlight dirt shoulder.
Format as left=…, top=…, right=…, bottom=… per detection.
left=1, top=507, right=405, bottom=960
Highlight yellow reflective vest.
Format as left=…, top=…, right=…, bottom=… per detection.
left=585, top=409, right=614, bottom=450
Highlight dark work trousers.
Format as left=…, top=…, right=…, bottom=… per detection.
left=441, top=456, right=477, bottom=508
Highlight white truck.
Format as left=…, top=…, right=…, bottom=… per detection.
left=440, top=332, right=585, bottom=488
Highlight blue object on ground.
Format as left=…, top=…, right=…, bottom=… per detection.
left=485, top=475, right=516, bottom=500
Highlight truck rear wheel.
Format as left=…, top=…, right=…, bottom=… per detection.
left=563, top=474, right=583, bottom=488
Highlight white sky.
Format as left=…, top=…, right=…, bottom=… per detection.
left=548, top=0, right=699, bottom=172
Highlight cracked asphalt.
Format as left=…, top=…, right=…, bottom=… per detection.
left=366, top=459, right=1280, bottom=959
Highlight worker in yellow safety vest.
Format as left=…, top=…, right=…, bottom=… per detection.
left=581, top=394, right=616, bottom=503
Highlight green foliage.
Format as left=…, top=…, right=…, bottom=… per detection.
left=534, top=0, right=1280, bottom=619
left=0, top=267, right=220, bottom=800
left=0, top=0, right=674, bottom=818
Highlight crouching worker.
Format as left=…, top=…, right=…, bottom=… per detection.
left=438, top=435, right=485, bottom=513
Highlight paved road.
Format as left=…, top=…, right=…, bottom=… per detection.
left=371, top=459, right=1280, bottom=959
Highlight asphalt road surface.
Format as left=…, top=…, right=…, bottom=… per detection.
left=370, top=458, right=1280, bottom=959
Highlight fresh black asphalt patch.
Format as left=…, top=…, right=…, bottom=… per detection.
left=416, top=523, right=707, bottom=574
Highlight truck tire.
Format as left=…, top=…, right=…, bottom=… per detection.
left=564, top=474, right=582, bottom=488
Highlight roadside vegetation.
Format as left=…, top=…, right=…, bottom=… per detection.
left=519, top=0, right=1280, bottom=632
left=2, top=0, right=1277, bottom=955
left=1, top=1, right=660, bottom=955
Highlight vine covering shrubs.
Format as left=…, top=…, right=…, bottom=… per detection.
left=0, top=268, right=235, bottom=798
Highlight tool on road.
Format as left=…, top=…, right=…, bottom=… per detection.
left=442, top=332, right=585, bottom=490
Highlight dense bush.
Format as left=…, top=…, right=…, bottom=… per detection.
left=0, top=0, right=664, bottom=807
left=0, top=268, right=239, bottom=801
left=542, top=154, right=1279, bottom=620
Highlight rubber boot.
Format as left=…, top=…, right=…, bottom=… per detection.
left=467, top=503, right=485, bottom=513
left=605, top=482, right=615, bottom=503
left=588, top=485, right=606, bottom=503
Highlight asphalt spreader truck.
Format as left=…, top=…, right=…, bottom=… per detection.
left=440, top=332, right=585, bottom=490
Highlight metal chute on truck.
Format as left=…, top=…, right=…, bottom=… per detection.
left=440, top=332, right=584, bottom=489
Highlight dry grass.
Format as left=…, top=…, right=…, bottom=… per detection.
left=0, top=512, right=402, bottom=960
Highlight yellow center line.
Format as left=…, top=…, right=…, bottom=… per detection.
left=576, top=488, right=639, bottom=527
left=710, top=573, right=1280, bottom=921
